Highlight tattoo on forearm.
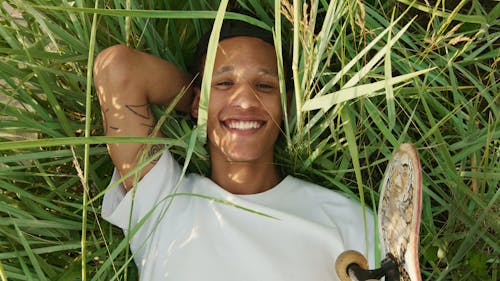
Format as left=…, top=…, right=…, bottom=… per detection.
left=126, top=104, right=152, bottom=120
left=141, top=123, right=154, bottom=135
left=102, top=108, right=120, bottom=134
left=148, top=144, right=165, bottom=164
left=102, top=108, right=109, bottom=134
left=103, top=104, right=154, bottom=135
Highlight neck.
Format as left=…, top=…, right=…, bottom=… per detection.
left=210, top=158, right=281, bottom=195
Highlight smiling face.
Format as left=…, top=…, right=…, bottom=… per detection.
left=193, top=36, right=283, bottom=165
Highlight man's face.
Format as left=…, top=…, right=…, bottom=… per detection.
left=193, top=36, right=283, bottom=164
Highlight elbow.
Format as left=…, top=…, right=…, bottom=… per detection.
left=93, top=44, right=135, bottom=94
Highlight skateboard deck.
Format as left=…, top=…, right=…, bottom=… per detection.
left=335, top=143, right=423, bottom=281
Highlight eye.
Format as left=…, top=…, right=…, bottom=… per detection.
left=255, top=82, right=277, bottom=92
left=257, top=83, right=272, bottom=89
left=213, top=81, right=233, bottom=90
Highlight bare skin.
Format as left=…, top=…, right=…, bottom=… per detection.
left=192, top=37, right=283, bottom=194
left=94, top=37, right=285, bottom=194
left=94, top=45, right=193, bottom=190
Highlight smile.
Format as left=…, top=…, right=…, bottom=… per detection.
left=224, top=120, right=264, bottom=130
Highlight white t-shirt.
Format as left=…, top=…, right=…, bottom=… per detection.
left=102, top=152, right=375, bottom=280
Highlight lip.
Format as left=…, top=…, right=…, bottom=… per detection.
left=221, top=118, right=266, bottom=135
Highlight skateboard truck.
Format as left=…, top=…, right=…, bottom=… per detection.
left=336, top=250, right=400, bottom=281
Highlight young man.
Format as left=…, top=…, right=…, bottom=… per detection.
left=95, top=18, right=375, bottom=280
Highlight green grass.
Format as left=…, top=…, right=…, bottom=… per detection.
left=0, top=0, right=498, bottom=280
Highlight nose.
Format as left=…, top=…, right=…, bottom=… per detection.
left=230, top=82, right=260, bottom=109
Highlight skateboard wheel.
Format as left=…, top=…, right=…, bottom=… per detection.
left=335, top=250, right=369, bottom=281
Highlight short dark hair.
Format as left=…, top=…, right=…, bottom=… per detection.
left=189, top=13, right=293, bottom=92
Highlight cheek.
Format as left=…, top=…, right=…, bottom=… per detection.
left=266, top=96, right=284, bottom=119
left=206, top=95, right=227, bottom=132
left=207, top=95, right=223, bottom=116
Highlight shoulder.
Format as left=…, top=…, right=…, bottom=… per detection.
left=102, top=151, right=184, bottom=226
left=278, top=176, right=373, bottom=224
left=284, top=176, right=375, bottom=235
left=285, top=176, right=360, bottom=206
left=284, top=176, right=376, bottom=255
left=286, top=175, right=377, bottom=254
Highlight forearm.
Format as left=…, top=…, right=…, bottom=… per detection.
left=94, top=45, right=192, bottom=190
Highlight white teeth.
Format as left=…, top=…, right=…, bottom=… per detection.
left=227, top=121, right=261, bottom=130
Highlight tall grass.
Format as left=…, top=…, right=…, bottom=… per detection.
left=0, top=0, right=498, bottom=280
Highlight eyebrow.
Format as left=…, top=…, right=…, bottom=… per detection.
left=213, top=65, right=278, bottom=78
left=214, top=66, right=234, bottom=76
left=257, top=67, right=279, bottom=78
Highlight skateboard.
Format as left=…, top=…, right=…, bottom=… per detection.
left=335, top=143, right=423, bottom=281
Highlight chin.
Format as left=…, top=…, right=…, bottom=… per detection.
left=224, top=153, right=261, bottom=163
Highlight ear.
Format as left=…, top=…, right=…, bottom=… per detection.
left=191, top=87, right=201, bottom=118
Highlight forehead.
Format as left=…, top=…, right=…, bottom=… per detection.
left=214, top=37, right=278, bottom=70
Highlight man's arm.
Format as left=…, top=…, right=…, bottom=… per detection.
left=93, top=45, right=193, bottom=191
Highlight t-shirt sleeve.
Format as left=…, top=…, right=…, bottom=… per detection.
left=101, top=151, right=182, bottom=230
